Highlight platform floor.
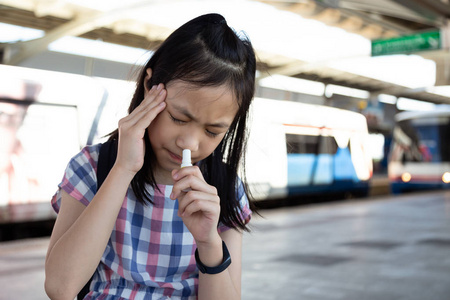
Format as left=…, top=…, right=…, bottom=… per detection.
left=1, top=190, right=449, bottom=300
left=243, top=190, right=450, bottom=300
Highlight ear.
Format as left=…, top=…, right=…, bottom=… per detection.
left=143, top=68, right=152, bottom=94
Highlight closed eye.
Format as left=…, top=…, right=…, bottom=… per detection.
left=206, top=129, right=219, bottom=138
left=169, top=113, right=187, bottom=124
left=169, top=111, right=221, bottom=138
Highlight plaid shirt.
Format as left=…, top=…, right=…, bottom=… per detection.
left=51, top=144, right=251, bottom=300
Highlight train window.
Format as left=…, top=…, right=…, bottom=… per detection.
left=322, top=135, right=339, bottom=154
left=0, top=99, right=79, bottom=215
left=396, top=116, right=450, bottom=163
left=286, top=134, right=338, bottom=154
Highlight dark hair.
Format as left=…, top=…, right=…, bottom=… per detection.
left=110, top=13, right=256, bottom=231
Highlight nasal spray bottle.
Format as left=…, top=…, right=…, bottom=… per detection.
left=181, top=149, right=192, bottom=168
left=180, top=149, right=192, bottom=192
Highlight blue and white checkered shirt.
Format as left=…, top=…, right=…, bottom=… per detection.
left=51, top=144, right=252, bottom=299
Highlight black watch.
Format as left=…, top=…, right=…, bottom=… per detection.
left=195, top=241, right=232, bottom=274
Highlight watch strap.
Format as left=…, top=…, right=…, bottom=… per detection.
left=195, top=241, right=232, bottom=274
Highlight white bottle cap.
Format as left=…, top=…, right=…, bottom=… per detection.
left=181, top=149, right=192, bottom=168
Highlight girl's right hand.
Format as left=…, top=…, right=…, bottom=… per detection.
left=114, top=81, right=166, bottom=176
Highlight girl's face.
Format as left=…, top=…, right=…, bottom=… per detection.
left=146, top=80, right=238, bottom=184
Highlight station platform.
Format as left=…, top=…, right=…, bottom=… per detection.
left=243, top=190, right=450, bottom=300
left=1, top=190, right=449, bottom=299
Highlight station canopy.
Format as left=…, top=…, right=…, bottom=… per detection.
left=1, top=0, right=450, bottom=104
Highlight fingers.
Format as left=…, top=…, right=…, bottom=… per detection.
left=121, top=84, right=166, bottom=128
left=119, top=86, right=166, bottom=136
left=177, top=191, right=220, bottom=218
left=170, top=166, right=220, bottom=217
left=170, top=166, right=217, bottom=199
left=114, top=82, right=166, bottom=174
left=137, top=84, right=166, bottom=114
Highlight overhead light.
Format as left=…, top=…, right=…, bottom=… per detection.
left=426, top=85, right=450, bottom=97
left=378, top=94, right=397, bottom=104
left=63, top=0, right=152, bottom=12
left=396, top=97, right=436, bottom=111
left=328, top=54, right=436, bottom=89
left=0, top=23, right=152, bottom=65
left=258, top=75, right=325, bottom=96
left=48, top=36, right=152, bottom=65
left=0, top=23, right=44, bottom=42
left=325, top=84, right=370, bottom=99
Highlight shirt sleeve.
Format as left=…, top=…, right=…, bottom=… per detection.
left=51, top=144, right=101, bottom=213
left=218, top=177, right=252, bottom=233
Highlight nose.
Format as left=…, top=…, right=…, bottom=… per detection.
left=176, top=129, right=200, bottom=153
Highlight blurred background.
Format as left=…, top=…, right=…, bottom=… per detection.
left=0, top=0, right=449, bottom=299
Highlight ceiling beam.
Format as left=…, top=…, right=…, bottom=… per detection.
left=1, top=1, right=160, bottom=65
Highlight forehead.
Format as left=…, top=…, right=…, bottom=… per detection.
left=166, top=81, right=238, bottom=120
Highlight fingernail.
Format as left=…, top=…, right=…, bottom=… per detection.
left=157, top=84, right=162, bottom=90
left=159, top=89, right=165, bottom=96
left=151, top=85, right=157, bottom=90
left=159, top=102, right=166, bottom=107
left=173, top=172, right=178, bottom=180
left=170, top=192, right=174, bottom=199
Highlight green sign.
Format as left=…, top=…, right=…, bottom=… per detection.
left=372, top=30, right=441, bottom=56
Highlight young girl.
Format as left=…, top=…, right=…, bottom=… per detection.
left=45, top=13, right=256, bottom=300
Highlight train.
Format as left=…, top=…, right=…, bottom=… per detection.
left=388, top=107, right=450, bottom=194
left=0, top=65, right=373, bottom=224
left=0, top=64, right=133, bottom=224
left=245, top=97, right=372, bottom=201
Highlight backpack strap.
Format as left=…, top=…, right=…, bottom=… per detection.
left=97, top=139, right=118, bottom=190
left=77, top=139, right=117, bottom=300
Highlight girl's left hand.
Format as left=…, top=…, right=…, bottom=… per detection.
left=170, top=166, right=221, bottom=245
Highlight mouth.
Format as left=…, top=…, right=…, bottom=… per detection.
left=167, top=149, right=182, bottom=164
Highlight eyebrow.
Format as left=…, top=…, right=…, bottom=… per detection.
left=172, top=104, right=231, bottom=128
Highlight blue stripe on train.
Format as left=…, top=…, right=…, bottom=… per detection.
left=286, top=148, right=369, bottom=197
left=391, top=181, right=450, bottom=194
left=287, top=149, right=359, bottom=184
left=287, top=180, right=369, bottom=197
